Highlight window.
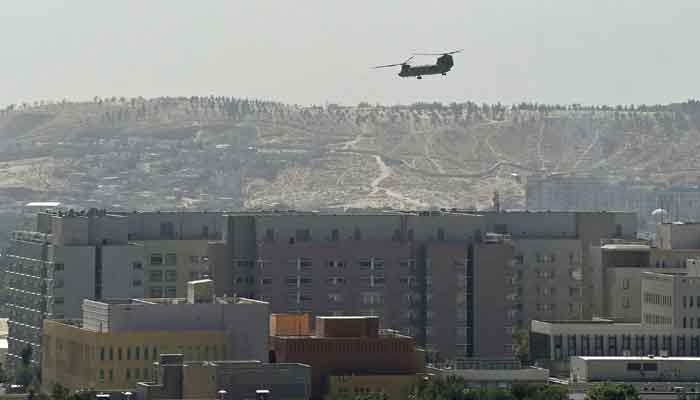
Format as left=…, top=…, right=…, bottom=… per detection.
left=118, top=347, right=123, bottom=361
left=201, top=225, right=209, bottom=238
left=132, top=262, right=143, bottom=271
left=109, top=347, right=114, bottom=360
left=514, top=255, right=524, bottom=265
left=108, top=369, right=113, bottom=382
left=99, top=369, right=105, bottom=383
left=622, top=279, right=630, bottom=290
left=165, top=286, right=177, bottom=298
left=265, top=228, right=275, bottom=242
left=392, top=229, right=401, bottom=241
left=149, top=286, right=163, bottom=298
left=494, top=224, right=508, bottom=234
left=54, top=263, right=64, bottom=271
left=643, top=363, right=658, bottom=371
left=165, top=253, right=177, bottom=266
left=627, top=363, right=641, bottom=371
left=622, top=295, right=631, bottom=309
left=126, top=368, right=131, bottom=381
left=437, top=228, right=445, bottom=241
left=261, top=278, right=273, bottom=285
left=135, top=346, right=140, bottom=360
left=149, top=270, right=163, bottom=282
left=407, top=229, right=414, bottom=241
left=150, top=254, right=163, bottom=265
left=331, top=229, right=340, bottom=241
left=165, top=270, right=177, bottom=282
left=127, top=347, right=131, bottom=360
left=135, top=368, right=140, bottom=380
left=144, top=347, right=149, bottom=360
left=100, top=347, right=105, bottom=361
left=54, top=297, right=64, bottom=305
left=189, top=272, right=200, bottom=281
left=354, top=227, right=362, bottom=240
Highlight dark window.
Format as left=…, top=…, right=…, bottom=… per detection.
left=627, top=363, right=641, bottom=371
left=201, top=225, right=209, bottom=238
left=615, top=224, right=623, bottom=238
left=331, top=229, right=340, bottom=241
left=354, top=228, right=361, bottom=241
left=437, top=228, right=445, bottom=241
left=392, top=229, right=401, bottom=241
left=132, top=262, right=143, bottom=271
left=407, top=229, right=414, bottom=241
left=54, top=263, right=64, bottom=271
left=265, top=228, right=275, bottom=242
left=494, top=224, right=508, bottom=234
left=643, top=363, right=658, bottom=371
left=165, top=253, right=177, bottom=266
left=150, top=254, right=163, bottom=265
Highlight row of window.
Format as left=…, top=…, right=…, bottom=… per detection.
left=100, top=345, right=158, bottom=361
left=682, top=295, right=700, bottom=309
left=149, top=286, right=177, bottom=298
left=263, top=228, right=444, bottom=242
left=149, top=253, right=177, bottom=266
left=643, top=312, right=673, bottom=326
left=149, top=270, right=177, bottom=282
left=98, top=368, right=151, bottom=383
left=681, top=317, right=700, bottom=329
left=553, top=334, right=700, bottom=360
left=644, top=292, right=673, bottom=307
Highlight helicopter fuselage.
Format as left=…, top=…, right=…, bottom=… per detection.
left=398, top=63, right=451, bottom=77
left=398, top=54, right=454, bottom=78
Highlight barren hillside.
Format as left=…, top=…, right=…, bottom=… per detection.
left=0, top=98, right=699, bottom=214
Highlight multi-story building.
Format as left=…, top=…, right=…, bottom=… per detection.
left=269, top=315, right=425, bottom=400
left=137, top=354, right=311, bottom=400
left=41, top=280, right=269, bottom=392
left=4, top=210, right=222, bottom=369
left=526, top=174, right=700, bottom=232
left=530, top=268, right=700, bottom=373
left=210, top=210, right=637, bottom=360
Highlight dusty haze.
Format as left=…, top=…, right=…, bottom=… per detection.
left=1, top=0, right=699, bottom=106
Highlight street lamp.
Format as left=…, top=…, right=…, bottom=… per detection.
left=217, top=389, right=228, bottom=400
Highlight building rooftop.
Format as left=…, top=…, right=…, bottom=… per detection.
left=602, top=244, right=651, bottom=251
left=576, top=356, right=700, bottom=361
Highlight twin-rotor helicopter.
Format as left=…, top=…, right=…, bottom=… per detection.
left=373, top=49, right=462, bottom=79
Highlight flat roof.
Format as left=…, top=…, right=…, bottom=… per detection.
left=577, top=356, right=700, bottom=361
left=602, top=244, right=650, bottom=251
left=25, top=202, right=61, bottom=207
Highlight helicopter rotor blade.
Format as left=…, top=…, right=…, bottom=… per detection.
left=373, top=56, right=413, bottom=69
left=413, top=49, right=463, bottom=56
left=373, top=63, right=403, bottom=69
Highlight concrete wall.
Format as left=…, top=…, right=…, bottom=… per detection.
left=127, top=212, right=224, bottom=241
left=53, top=245, right=96, bottom=319
left=473, top=241, right=513, bottom=358
left=101, top=245, right=146, bottom=299
left=657, top=224, right=700, bottom=250
left=571, top=356, right=700, bottom=382
left=94, top=300, right=269, bottom=362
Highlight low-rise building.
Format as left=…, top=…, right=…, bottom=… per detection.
left=531, top=269, right=700, bottom=374
left=436, top=359, right=549, bottom=388
left=42, top=280, right=269, bottom=392
left=571, top=356, right=700, bottom=383
left=137, top=354, right=311, bottom=400
left=270, top=315, right=425, bottom=400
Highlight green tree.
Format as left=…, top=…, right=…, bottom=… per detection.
left=51, top=383, right=70, bottom=400
left=586, top=383, right=639, bottom=400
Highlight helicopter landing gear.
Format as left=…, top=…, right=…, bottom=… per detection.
left=417, top=76, right=422, bottom=80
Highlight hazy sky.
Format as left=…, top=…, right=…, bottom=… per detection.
left=1, top=1, right=698, bottom=107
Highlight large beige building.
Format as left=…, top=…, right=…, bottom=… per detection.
left=41, top=281, right=269, bottom=392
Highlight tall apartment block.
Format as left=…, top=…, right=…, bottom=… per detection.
left=3, top=209, right=222, bottom=369
left=210, top=210, right=637, bottom=360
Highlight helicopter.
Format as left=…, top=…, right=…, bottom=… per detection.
left=373, top=50, right=462, bottom=79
